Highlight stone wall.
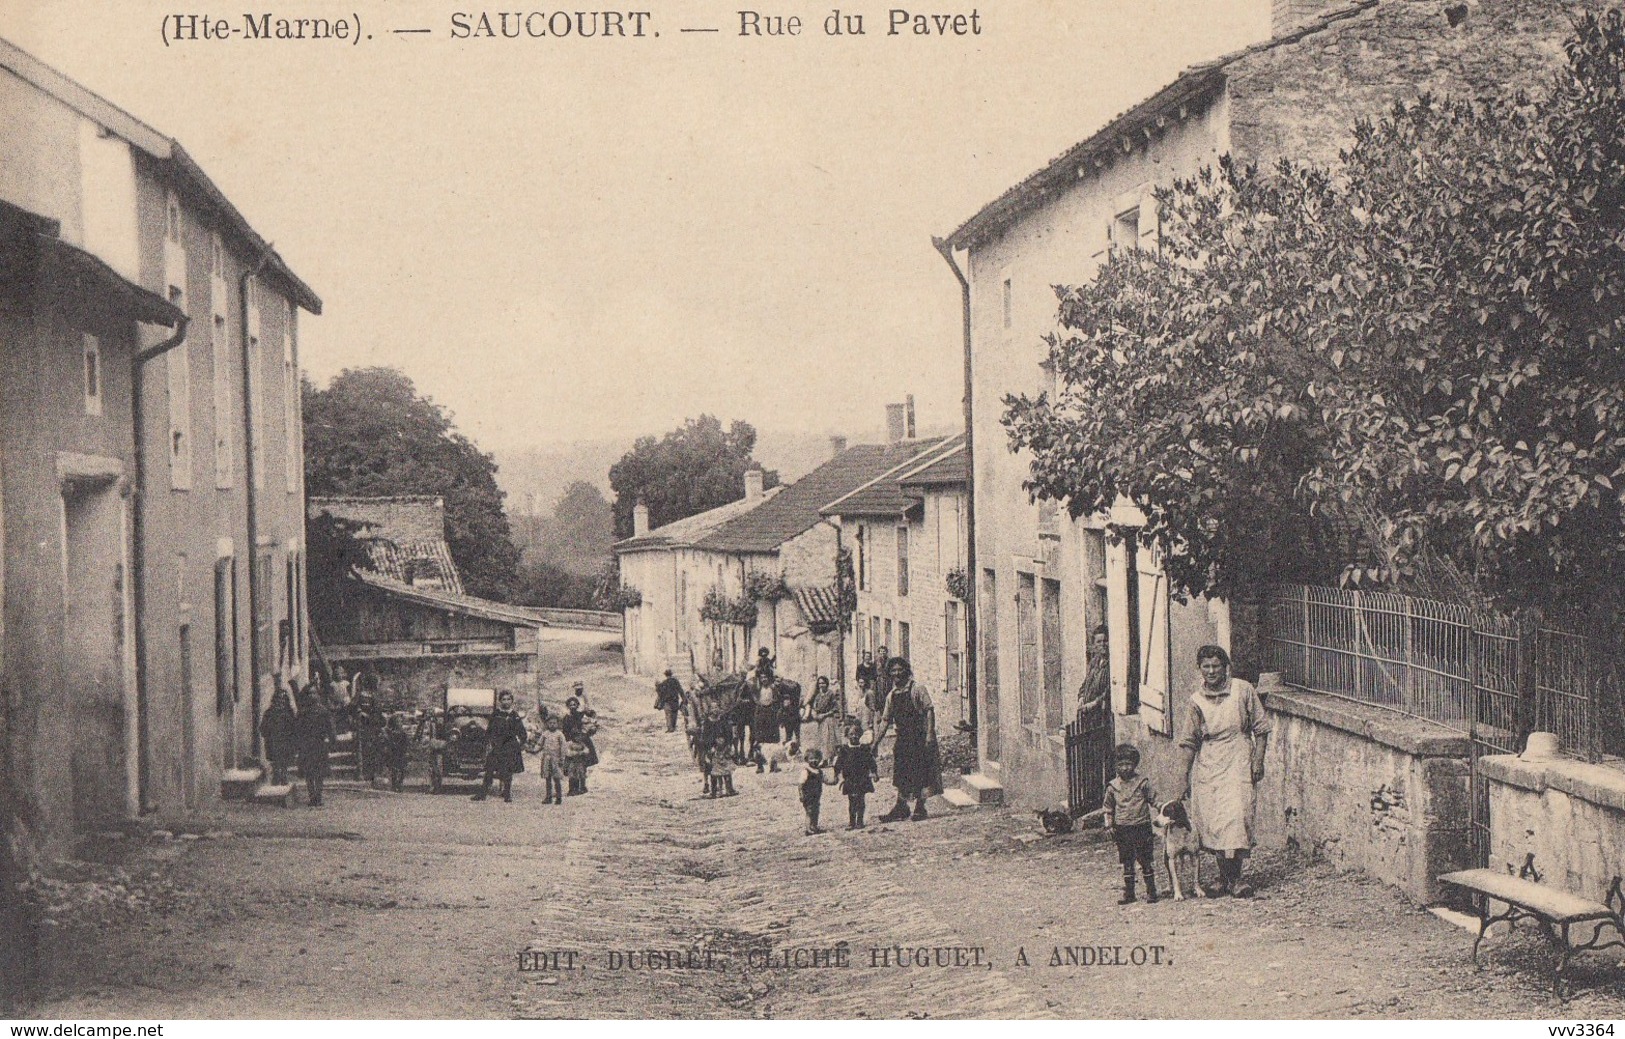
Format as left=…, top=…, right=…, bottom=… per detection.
left=326, top=651, right=544, bottom=714
left=1256, top=684, right=1473, bottom=903
left=1481, top=753, right=1625, bottom=906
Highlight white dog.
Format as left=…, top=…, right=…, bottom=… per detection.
left=753, top=739, right=799, bottom=773
left=1153, top=800, right=1199, bottom=900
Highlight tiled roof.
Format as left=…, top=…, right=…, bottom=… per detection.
left=794, top=584, right=845, bottom=634
left=356, top=572, right=547, bottom=629
left=362, top=538, right=465, bottom=596
left=697, top=439, right=947, bottom=554
left=896, top=437, right=968, bottom=488
left=614, top=486, right=786, bottom=553
left=820, top=436, right=963, bottom=519
left=944, top=0, right=1378, bottom=250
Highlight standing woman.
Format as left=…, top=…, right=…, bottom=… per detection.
left=806, top=676, right=841, bottom=761
left=1173, top=645, right=1272, bottom=897
left=873, top=656, right=938, bottom=822
left=259, top=687, right=297, bottom=786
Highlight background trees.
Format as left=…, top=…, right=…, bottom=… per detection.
left=607, top=415, right=774, bottom=539
left=1005, top=12, right=1625, bottom=623
left=303, top=367, right=521, bottom=601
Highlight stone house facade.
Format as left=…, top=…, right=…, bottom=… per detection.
left=823, top=436, right=970, bottom=724
left=0, top=37, right=319, bottom=848
left=941, top=0, right=1594, bottom=811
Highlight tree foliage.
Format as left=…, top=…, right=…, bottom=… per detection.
left=303, top=367, right=521, bottom=601
left=608, top=415, right=774, bottom=539
left=513, top=480, right=614, bottom=578
left=1005, top=11, right=1625, bottom=621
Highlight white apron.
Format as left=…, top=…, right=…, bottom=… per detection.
left=1189, top=679, right=1258, bottom=854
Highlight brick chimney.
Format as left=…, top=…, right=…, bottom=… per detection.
left=905, top=394, right=916, bottom=439
left=829, top=434, right=848, bottom=457
left=1271, top=0, right=1330, bottom=36
left=633, top=500, right=649, bottom=536
left=744, top=468, right=765, bottom=501
left=885, top=403, right=907, bottom=443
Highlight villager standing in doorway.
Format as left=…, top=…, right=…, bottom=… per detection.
left=295, top=684, right=336, bottom=807
left=1173, top=645, right=1272, bottom=897
left=874, top=656, right=937, bottom=822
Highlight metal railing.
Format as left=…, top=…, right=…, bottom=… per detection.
left=1262, top=584, right=1609, bottom=762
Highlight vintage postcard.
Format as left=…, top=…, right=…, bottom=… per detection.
left=2, top=0, right=1625, bottom=1023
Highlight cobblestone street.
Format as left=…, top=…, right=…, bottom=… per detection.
left=27, top=631, right=1625, bottom=1019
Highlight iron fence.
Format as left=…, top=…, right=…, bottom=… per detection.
left=1263, top=584, right=1607, bottom=762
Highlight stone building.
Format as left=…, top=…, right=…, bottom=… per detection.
left=940, top=0, right=1593, bottom=817
left=617, top=425, right=945, bottom=692
left=821, top=435, right=969, bottom=724
left=0, top=37, right=319, bottom=848
left=307, top=497, right=548, bottom=712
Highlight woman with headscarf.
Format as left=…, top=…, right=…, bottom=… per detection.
left=1173, top=645, right=1272, bottom=897
left=805, top=675, right=841, bottom=761
left=873, top=656, right=938, bottom=822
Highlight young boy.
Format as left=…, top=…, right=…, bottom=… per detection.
left=564, top=736, right=589, bottom=796
left=798, top=749, right=836, bottom=834
left=831, top=721, right=878, bottom=830
left=536, top=715, right=566, bottom=804
left=1103, top=743, right=1159, bottom=904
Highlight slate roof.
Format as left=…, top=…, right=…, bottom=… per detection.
left=362, top=539, right=465, bottom=596
left=614, top=486, right=786, bottom=553
left=696, top=439, right=947, bottom=554
left=820, top=436, right=964, bottom=519
left=944, top=0, right=1378, bottom=250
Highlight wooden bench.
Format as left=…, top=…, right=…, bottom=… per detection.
left=1439, top=865, right=1625, bottom=994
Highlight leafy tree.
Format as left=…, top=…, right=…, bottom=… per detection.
left=1004, top=12, right=1625, bottom=627
left=303, top=368, right=521, bottom=601
left=512, top=560, right=600, bottom=611
left=608, top=416, right=774, bottom=539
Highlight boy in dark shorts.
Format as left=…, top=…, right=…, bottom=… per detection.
left=1104, top=743, right=1159, bottom=904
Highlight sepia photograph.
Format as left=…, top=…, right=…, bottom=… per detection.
left=2, top=0, right=1625, bottom=1022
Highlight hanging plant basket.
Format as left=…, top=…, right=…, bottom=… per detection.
left=945, top=567, right=970, bottom=602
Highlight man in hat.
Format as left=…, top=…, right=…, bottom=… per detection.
left=872, top=656, right=938, bottom=822
left=655, top=669, right=685, bottom=733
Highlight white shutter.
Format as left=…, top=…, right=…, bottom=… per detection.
left=1137, top=553, right=1171, bottom=734
left=1105, top=540, right=1131, bottom=714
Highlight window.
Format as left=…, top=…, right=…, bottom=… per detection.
left=1016, top=572, right=1038, bottom=727
left=82, top=335, right=101, bottom=415
left=214, top=556, right=237, bottom=713
left=1042, top=577, right=1063, bottom=729
left=212, top=313, right=232, bottom=487
left=166, top=192, right=182, bottom=244
left=898, top=621, right=910, bottom=662
left=209, top=231, right=224, bottom=277
left=167, top=287, right=192, bottom=490
left=883, top=618, right=893, bottom=655
left=283, top=300, right=298, bottom=493
left=855, top=612, right=868, bottom=661
left=1110, top=207, right=1140, bottom=257
left=869, top=615, right=879, bottom=658
left=944, top=601, right=964, bottom=722
left=856, top=524, right=869, bottom=591
left=246, top=281, right=264, bottom=491
left=1000, top=272, right=1013, bottom=331
left=896, top=525, right=909, bottom=597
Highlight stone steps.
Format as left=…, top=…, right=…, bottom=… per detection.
left=959, top=771, right=1005, bottom=805
left=252, top=782, right=294, bottom=807
left=220, top=767, right=263, bottom=801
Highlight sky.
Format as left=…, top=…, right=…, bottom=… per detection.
left=0, top=0, right=1271, bottom=453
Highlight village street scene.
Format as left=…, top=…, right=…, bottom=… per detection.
left=6, top=0, right=1625, bottom=1023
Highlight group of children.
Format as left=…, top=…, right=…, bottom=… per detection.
left=701, top=719, right=881, bottom=836
left=797, top=719, right=880, bottom=833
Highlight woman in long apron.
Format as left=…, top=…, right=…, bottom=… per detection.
left=1174, top=645, right=1271, bottom=897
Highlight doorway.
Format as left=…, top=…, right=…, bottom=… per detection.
left=62, top=479, right=128, bottom=826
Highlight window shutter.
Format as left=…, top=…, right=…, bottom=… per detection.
left=1136, top=553, right=1172, bottom=735
left=1106, top=540, right=1132, bottom=714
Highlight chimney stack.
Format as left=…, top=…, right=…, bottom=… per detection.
left=744, top=468, right=765, bottom=501
left=633, top=500, right=650, bottom=536
left=885, top=403, right=907, bottom=443
left=905, top=394, right=916, bottom=440
left=829, top=434, right=848, bottom=458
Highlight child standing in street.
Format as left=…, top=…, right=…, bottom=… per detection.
left=798, top=750, right=835, bottom=834
left=707, top=734, right=736, bottom=798
left=536, top=715, right=566, bottom=804
left=1104, top=743, right=1159, bottom=904
left=832, top=721, right=878, bottom=830
left=565, top=735, right=589, bottom=796
left=384, top=714, right=412, bottom=792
